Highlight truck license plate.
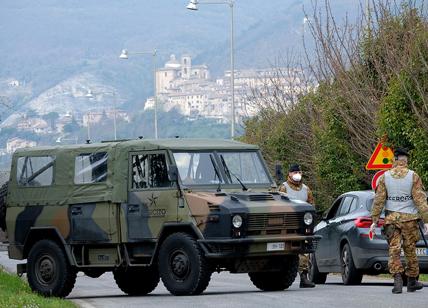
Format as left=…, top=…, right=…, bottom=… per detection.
left=267, top=242, right=285, bottom=251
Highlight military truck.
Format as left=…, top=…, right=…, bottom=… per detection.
left=0, top=138, right=319, bottom=297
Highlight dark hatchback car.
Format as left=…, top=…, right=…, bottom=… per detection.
left=309, top=191, right=428, bottom=285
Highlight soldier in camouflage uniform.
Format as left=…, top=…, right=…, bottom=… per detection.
left=279, top=164, right=316, bottom=288
left=371, top=148, right=428, bottom=294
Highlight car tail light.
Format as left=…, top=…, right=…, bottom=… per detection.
left=354, top=216, right=384, bottom=228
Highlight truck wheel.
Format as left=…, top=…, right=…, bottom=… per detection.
left=341, top=243, right=362, bottom=285
left=114, top=267, right=159, bottom=295
left=0, top=182, right=8, bottom=232
left=158, top=232, right=212, bottom=296
left=249, top=255, right=299, bottom=291
left=309, top=253, right=327, bottom=284
left=27, top=239, right=76, bottom=297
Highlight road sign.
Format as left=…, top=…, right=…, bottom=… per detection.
left=371, top=170, right=387, bottom=190
left=366, top=142, right=394, bottom=170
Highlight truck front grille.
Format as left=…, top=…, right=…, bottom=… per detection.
left=247, top=213, right=303, bottom=233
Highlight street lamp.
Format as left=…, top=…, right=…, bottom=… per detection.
left=119, top=48, right=159, bottom=139
left=187, top=0, right=235, bottom=138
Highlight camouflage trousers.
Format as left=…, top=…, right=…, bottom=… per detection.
left=384, top=220, right=420, bottom=277
left=299, top=253, right=309, bottom=273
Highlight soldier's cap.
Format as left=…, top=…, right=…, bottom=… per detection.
left=288, top=164, right=301, bottom=172
left=393, top=147, right=409, bottom=158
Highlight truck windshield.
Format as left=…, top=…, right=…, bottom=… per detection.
left=172, top=151, right=271, bottom=186
left=218, top=152, right=270, bottom=184
left=173, top=152, right=224, bottom=185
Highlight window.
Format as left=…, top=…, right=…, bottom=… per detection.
left=338, top=197, right=353, bottom=216
left=218, top=152, right=270, bottom=184
left=173, top=152, right=223, bottom=185
left=131, top=153, right=172, bottom=189
left=17, top=156, right=54, bottom=186
left=325, top=198, right=342, bottom=220
left=349, top=197, right=358, bottom=213
left=74, top=152, right=108, bottom=184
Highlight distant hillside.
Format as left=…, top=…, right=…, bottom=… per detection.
left=0, top=1, right=360, bottom=98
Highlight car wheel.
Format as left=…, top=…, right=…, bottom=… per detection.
left=114, top=266, right=159, bottom=295
left=340, top=243, right=363, bottom=285
left=27, top=239, right=77, bottom=297
left=249, top=255, right=299, bottom=291
left=309, top=253, right=327, bottom=284
left=158, top=232, right=212, bottom=296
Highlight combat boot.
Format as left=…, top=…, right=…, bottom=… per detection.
left=392, top=273, right=403, bottom=294
left=299, top=271, right=315, bottom=288
left=407, top=277, right=424, bottom=292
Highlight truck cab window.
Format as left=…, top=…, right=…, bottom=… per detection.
left=132, top=153, right=171, bottom=189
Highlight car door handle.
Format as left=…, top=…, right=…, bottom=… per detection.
left=71, top=207, right=83, bottom=216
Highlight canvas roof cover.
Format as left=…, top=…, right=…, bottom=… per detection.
left=8, top=139, right=259, bottom=206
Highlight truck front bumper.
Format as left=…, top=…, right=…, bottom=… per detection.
left=198, top=235, right=321, bottom=258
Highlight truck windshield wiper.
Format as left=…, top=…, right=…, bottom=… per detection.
left=209, top=154, right=222, bottom=192
left=219, top=154, right=248, bottom=191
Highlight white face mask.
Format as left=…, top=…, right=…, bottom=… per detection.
left=292, top=174, right=302, bottom=182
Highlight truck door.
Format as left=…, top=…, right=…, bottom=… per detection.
left=123, top=150, right=178, bottom=241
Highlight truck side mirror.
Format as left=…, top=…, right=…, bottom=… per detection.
left=274, top=162, right=284, bottom=182
left=168, top=165, right=179, bottom=182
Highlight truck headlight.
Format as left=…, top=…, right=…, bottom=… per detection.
left=304, top=212, right=313, bottom=225
left=232, top=214, right=243, bottom=228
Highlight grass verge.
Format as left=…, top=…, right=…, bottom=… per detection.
left=0, top=267, right=76, bottom=308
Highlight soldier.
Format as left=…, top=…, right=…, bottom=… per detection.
left=279, top=164, right=315, bottom=288
left=370, top=148, right=428, bottom=294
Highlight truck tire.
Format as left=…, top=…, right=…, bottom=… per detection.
left=27, top=239, right=77, bottom=297
left=249, top=255, right=299, bottom=291
left=341, top=243, right=363, bottom=285
left=0, top=182, right=8, bottom=232
left=158, top=232, right=212, bottom=296
left=114, top=266, right=159, bottom=295
left=309, top=253, right=327, bottom=284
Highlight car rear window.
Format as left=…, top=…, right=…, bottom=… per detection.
left=366, top=198, right=374, bottom=211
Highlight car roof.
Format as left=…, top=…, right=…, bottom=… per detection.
left=14, top=138, right=259, bottom=155
left=341, top=190, right=375, bottom=198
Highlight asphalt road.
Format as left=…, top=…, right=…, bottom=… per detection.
left=0, top=249, right=427, bottom=308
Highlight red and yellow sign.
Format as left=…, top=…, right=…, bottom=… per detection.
left=366, top=142, right=394, bottom=170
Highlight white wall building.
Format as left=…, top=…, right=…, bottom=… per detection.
left=148, top=54, right=309, bottom=122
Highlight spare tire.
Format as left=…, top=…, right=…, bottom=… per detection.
left=0, top=181, right=8, bottom=232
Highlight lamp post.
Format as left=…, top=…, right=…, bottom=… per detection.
left=187, top=0, right=235, bottom=139
left=119, top=49, right=159, bottom=139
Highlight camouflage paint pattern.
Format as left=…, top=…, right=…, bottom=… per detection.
left=371, top=160, right=428, bottom=278
left=384, top=220, right=421, bottom=277
left=372, top=160, right=428, bottom=224
left=5, top=138, right=318, bottom=271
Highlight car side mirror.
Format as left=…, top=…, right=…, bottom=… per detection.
left=321, top=210, right=329, bottom=221
left=274, top=162, right=284, bottom=182
left=168, top=165, right=179, bottom=182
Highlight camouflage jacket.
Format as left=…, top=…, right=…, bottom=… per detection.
left=372, top=161, right=428, bottom=225
left=279, top=178, right=315, bottom=206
